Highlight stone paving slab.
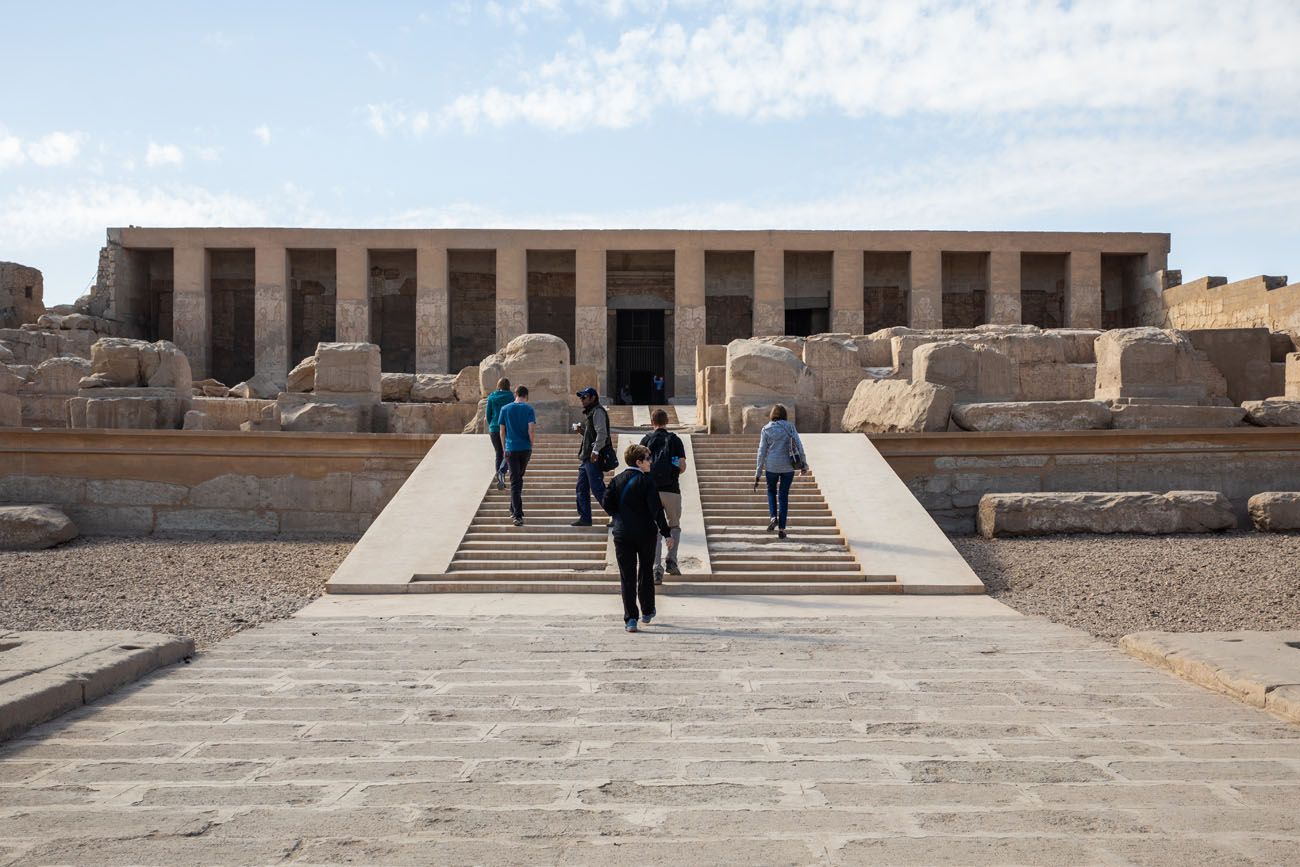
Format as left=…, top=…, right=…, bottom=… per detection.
left=0, top=615, right=1298, bottom=864
left=0, top=631, right=193, bottom=742
left=1122, top=629, right=1300, bottom=724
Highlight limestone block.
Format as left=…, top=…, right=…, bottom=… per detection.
left=1270, top=362, right=1286, bottom=398
left=1015, top=362, right=1096, bottom=402
left=857, top=327, right=915, bottom=368
left=287, top=356, right=315, bottom=392
left=952, top=400, right=1112, bottom=432
left=19, top=395, right=71, bottom=428
left=913, top=341, right=1014, bottom=403
left=802, top=334, right=859, bottom=369
left=740, top=403, right=797, bottom=434
left=381, top=373, right=414, bottom=402
left=410, top=373, right=457, bottom=403
left=83, top=397, right=165, bottom=430
left=983, top=330, right=1068, bottom=365
left=841, top=379, right=955, bottom=433
left=0, top=364, right=24, bottom=393
left=192, top=378, right=229, bottom=398
left=0, top=393, right=19, bottom=427
left=0, top=505, right=79, bottom=550
left=1248, top=492, right=1300, bottom=531
left=454, top=366, right=481, bottom=403
left=978, top=491, right=1236, bottom=538
left=229, top=371, right=280, bottom=400
left=703, top=366, right=726, bottom=415
left=750, top=335, right=805, bottom=355
left=313, top=342, right=381, bottom=398
left=1094, top=327, right=1225, bottom=403
left=1287, top=353, right=1300, bottom=399
left=707, top=403, right=730, bottom=434
left=695, top=344, right=727, bottom=374
left=1053, top=329, right=1103, bottom=364
left=1270, top=332, right=1297, bottom=362
left=183, top=410, right=213, bottom=430
left=191, top=396, right=277, bottom=430
left=1109, top=402, right=1247, bottom=429
left=0, top=342, right=13, bottom=364
left=85, top=337, right=151, bottom=387
left=890, top=333, right=938, bottom=377
left=531, top=400, right=571, bottom=434
left=794, top=398, right=827, bottom=432
left=1184, top=328, right=1275, bottom=404
left=726, top=340, right=814, bottom=403
left=388, top=403, right=434, bottom=434
left=280, top=399, right=364, bottom=433
left=144, top=340, right=192, bottom=393
left=24, top=357, right=91, bottom=395
left=1242, top=398, right=1300, bottom=427
left=478, top=333, right=571, bottom=405
left=569, top=364, right=598, bottom=399
left=813, top=367, right=869, bottom=404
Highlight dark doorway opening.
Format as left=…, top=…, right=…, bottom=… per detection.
left=614, top=310, right=666, bottom=404
left=784, top=308, right=826, bottom=337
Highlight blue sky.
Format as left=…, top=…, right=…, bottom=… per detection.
left=3, top=0, right=1299, bottom=306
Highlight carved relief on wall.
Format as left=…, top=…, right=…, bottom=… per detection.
left=674, top=303, right=706, bottom=392
left=171, top=291, right=209, bottom=378
left=495, top=300, right=527, bottom=350
left=415, top=292, right=450, bottom=373
left=987, top=292, right=1021, bottom=326
left=336, top=299, right=370, bottom=343
left=831, top=309, right=865, bottom=335
left=254, top=286, right=289, bottom=382
left=574, top=305, right=607, bottom=367
left=909, top=293, right=941, bottom=329
left=752, top=301, right=784, bottom=337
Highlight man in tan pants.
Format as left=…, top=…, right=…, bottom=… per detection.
left=640, top=409, right=686, bottom=584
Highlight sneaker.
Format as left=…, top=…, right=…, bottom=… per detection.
left=642, top=611, right=655, bottom=624
left=653, top=566, right=664, bottom=585
left=512, top=517, right=524, bottom=526
left=625, top=618, right=638, bottom=632
left=496, top=470, right=505, bottom=490
left=778, top=529, right=787, bottom=540
left=767, top=518, right=778, bottom=533
left=665, top=559, right=680, bottom=576
left=570, top=519, right=593, bottom=527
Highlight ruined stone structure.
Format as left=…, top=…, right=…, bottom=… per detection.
left=0, top=261, right=45, bottom=330
left=90, top=228, right=1172, bottom=401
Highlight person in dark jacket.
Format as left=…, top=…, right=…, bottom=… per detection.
left=640, top=409, right=686, bottom=583
left=571, top=387, right=611, bottom=526
left=602, top=443, right=673, bottom=632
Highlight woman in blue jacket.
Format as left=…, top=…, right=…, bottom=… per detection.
left=754, top=404, right=808, bottom=540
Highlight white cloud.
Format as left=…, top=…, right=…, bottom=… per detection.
left=253, top=124, right=272, bottom=145
left=442, top=0, right=1300, bottom=131
left=145, top=141, right=185, bottom=167
left=194, top=145, right=221, bottom=161
left=0, top=131, right=23, bottom=168
left=365, top=103, right=430, bottom=137
left=26, top=131, right=82, bottom=167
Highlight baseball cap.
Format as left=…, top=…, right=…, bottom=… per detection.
left=575, top=387, right=598, bottom=399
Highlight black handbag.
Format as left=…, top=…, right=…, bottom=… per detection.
left=787, top=433, right=807, bottom=472
left=598, top=442, right=619, bottom=472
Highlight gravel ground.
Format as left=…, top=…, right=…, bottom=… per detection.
left=0, top=535, right=353, bottom=648
left=954, top=531, right=1300, bottom=642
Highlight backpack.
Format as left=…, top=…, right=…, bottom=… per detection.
left=646, top=430, right=678, bottom=486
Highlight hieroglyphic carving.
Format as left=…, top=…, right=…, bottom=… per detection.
left=336, top=299, right=370, bottom=343
left=674, top=303, right=706, bottom=398
left=171, top=291, right=209, bottom=379
left=832, top=309, right=865, bottom=335
left=988, top=291, right=1021, bottom=326
left=495, top=300, right=527, bottom=350
left=416, top=288, right=450, bottom=374
left=575, top=304, right=607, bottom=394
left=909, top=292, right=942, bottom=329
left=254, top=283, right=289, bottom=388
left=752, top=301, right=784, bottom=337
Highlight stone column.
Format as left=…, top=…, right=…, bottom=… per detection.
left=832, top=249, right=865, bottom=334
left=336, top=245, right=370, bottom=343
left=1067, top=250, right=1103, bottom=328
left=575, top=248, right=607, bottom=394
left=253, top=245, right=290, bottom=388
left=909, top=249, right=943, bottom=329
left=496, top=246, right=527, bottom=349
left=416, top=245, right=449, bottom=373
left=988, top=250, right=1022, bottom=325
left=753, top=248, right=784, bottom=336
left=674, top=247, right=705, bottom=400
left=172, top=244, right=210, bottom=379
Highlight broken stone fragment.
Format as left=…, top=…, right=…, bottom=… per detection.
left=381, top=372, right=415, bottom=402
left=0, top=504, right=79, bottom=550
left=841, top=379, right=954, bottom=433
left=410, top=373, right=457, bottom=403
left=1242, top=398, right=1300, bottom=427
left=977, top=491, right=1236, bottom=537
left=1248, top=492, right=1300, bottom=531
left=229, top=371, right=281, bottom=400
left=287, top=356, right=316, bottom=392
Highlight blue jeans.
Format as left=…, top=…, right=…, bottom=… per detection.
left=576, top=459, right=606, bottom=523
left=765, top=470, right=794, bottom=530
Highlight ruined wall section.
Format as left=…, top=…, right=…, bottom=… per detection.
left=0, top=262, right=45, bottom=329
left=705, top=251, right=753, bottom=347
left=1152, top=275, right=1299, bottom=339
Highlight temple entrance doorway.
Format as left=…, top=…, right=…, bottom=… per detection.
left=613, top=309, right=666, bottom=404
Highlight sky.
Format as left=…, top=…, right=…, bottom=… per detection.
left=2, top=0, right=1299, bottom=307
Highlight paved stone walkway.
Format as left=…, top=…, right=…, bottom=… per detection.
left=2, top=614, right=1300, bottom=865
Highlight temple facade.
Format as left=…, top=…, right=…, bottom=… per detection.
left=95, top=228, right=1169, bottom=401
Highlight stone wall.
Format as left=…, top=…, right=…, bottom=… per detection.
left=941, top=252, right=989, bottom=328
left=876, top=428, right=1300, bottom=534
left=1, top=262, right=45, bottom=330
left=1155, top=275, right=1299, bottom=336
left=289, top=249, right=337, bottom=368
left=705, top=252, right=754, bottom=345
left=449, top=251, right=497, bottom=372
left=0, top=428, right=431, bottom=537
left=368, top=250, right=417, bottom=374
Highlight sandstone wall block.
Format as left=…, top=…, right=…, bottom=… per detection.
left=182, top=410, right=213, bottom=430
left=726, top=340, right=813, bottom=402
left=190, top=397, right=277, bottom=430
left=841, top=379, right=955, bottom=433
left=453, top=366, right=481, bottom=403
left=410, top=373, right=456, bottom=403
left=0, top=505, right=79, bottom=550
left=0, top=393, right=20, bottom=427
left=1109, top=402, right=1247, bottom=429
left=313, top=343, right=381, bottom=398
left=1094, top=327, right=1227, bottom=403
left=1015, top=362, right=1096, bottom=402
left=478, top=333, right=571, bottom=404
left=381, top=373, right=415, bottom=402
left=978, top=491, right=1236, bottom=538
left=26, top=357, right=91, bottom=395
left=279, top=399, right=364, bottom=433
left=286, top=356, right=316, bottom=392
left=1287, top=352, right=1300, bottom=399
left=1184, top=328, right=1276, bottom=404
left=1242, top=398, right=1300, bottom=427
left=951, top=400, right=1112, bottom=432
left=1248, top=492, right=1300, bottom=531
left=913, top=341, right=1014, bottom=403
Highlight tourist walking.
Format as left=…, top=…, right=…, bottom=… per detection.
left=640, top=408, right=685, bottom=583
left=496, top=385, right=535, bottom=526
left=652, top=373, right=665, bottom=403
left=602, top=443, right=673, bottom=632
left=754, top=404, right=808, bottom=540
left=485, top=377, right=513, bottom=489
left=571, top=386, right=611, bottom=527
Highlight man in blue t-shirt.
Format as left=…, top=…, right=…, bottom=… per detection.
left=496, top=385, right=536, bottom=526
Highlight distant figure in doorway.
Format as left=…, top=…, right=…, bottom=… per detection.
left=754, top=404, right=808, bottom=540
left=485, top=377, right=513, bottom=490
left=571, top=387, right=611, bottom=527
left=619, top=384, right=633, bottom=406
left=641, top=408, right=685, bottom=584
left=652, top=373, right=665, bottom=403
left=603, top=443, right=673, bottom=632
left=497, top=385, right=535, bottom=526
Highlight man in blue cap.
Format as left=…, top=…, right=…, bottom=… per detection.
left=571, top=386, right=610, bottom=526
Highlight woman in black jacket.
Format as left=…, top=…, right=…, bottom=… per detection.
left=602, top=443, right=673, bottom=632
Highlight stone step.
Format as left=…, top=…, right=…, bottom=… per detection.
left=459, top=539, right=607, bottom=549
left=705, top=559, right=863, bottom=572
left=452, top=550, right=606, bottom=562
left=447, top=561, right=606, bottom=572
left=409, top=580, right=899, bottom=594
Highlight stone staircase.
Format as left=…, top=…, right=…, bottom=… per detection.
left=690, top=435, right=898, bottom=594
left=411, top=434, right=614, bottom=590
